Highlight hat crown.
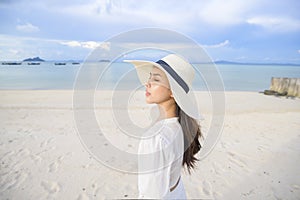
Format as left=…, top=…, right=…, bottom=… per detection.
left=161, top=54, right=195, bottom=87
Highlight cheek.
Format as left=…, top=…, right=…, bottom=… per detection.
left=148, top=85, right=171, bottom=102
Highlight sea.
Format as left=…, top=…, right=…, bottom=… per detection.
left=1, top=62, right=300, bottom=91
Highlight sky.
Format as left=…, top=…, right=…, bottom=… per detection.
left=0, top=0, right=300, bottom=63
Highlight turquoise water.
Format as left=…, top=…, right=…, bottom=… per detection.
left=0, top=62, right=299, bottom=91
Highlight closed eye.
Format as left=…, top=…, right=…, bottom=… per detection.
left=149, top=72, right=161, bottom=82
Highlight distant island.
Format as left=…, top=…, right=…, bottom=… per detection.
left=214, top=60, right=300, bottom=66
left=23, top=57, right=45, bottom=62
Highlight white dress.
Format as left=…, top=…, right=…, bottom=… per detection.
left=138, top=117, right=187, bottom=199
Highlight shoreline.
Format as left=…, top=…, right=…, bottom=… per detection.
left=1, top=90, right=299, bottom=113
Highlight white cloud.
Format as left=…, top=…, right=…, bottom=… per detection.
left=76, top=0, right=252, bottom=28
left=0, top=35, right=96, bottom=60
left=247, top=16, right=300, bottom=32
left=16, top=23, right=40, bottom=33
left=83, top=41, right=109, bottom=50
left=202, top=40, right=230, bottom=48
left=61, top=41, right=81, bottom=47
left=82, top=41, right=98, bottom=49
left=10, top=0, right=288, bottom=35
left=198, top=0, right=260, bottom=26
left=45, top=0, right=241, bottom=30
left=1, top=0, right=300, bottom=63
left=54, top=0, right=122, bottom=18
left=298, top=50, right=300, bottom=54
left=5, top=0, right=300, bottom=36
left=9, top=49, right=19, bottom=55
left=60, top=40, right=110, bottom=50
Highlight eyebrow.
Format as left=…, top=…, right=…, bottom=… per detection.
left=150, top=72, right=162, bottom=77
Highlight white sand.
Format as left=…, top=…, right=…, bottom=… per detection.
left=0, top=90, right=300, bottom=199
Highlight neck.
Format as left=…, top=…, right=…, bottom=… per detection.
left=157, top=99, right=177, bottom=120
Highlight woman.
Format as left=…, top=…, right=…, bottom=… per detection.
left=126, top=54, right=202, bottom=199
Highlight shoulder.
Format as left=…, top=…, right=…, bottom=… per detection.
left=160, top=119, right=182, bottom=140
left=159, top=125, right=181, bottom=146
left=152, top=119, right=182, bottom=147
left=139, top=118, right=183, bottom=153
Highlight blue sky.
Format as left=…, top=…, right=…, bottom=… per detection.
left=0, top=0, right=300, bottom=63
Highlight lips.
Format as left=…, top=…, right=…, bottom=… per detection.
left=145, top=91, right=151, bottom=97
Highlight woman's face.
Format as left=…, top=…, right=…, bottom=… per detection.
left=145, top=67, right=173, bottom=104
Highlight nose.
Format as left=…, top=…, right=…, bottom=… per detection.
left=145, top=81, right=151, bottom=88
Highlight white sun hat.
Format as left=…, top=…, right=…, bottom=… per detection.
left=124, top=54, right=202, bottom=120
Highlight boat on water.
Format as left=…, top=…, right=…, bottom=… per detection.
left=28, top=62, right=40, bottom=65
left=72, top=62, right=80, bottom=65
left=99, top=59, right=110, bottom=62
left=2, top=62, right=22, bottom=65
left=54, top=63, right=66, bottom=65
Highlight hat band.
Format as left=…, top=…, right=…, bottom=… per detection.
left=156, top=60, right=189, bottom=93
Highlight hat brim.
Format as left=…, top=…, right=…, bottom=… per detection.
left=124, top=59, right=202, bottom=120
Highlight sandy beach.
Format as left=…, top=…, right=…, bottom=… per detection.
left=1, top=90, right=300, bottom=199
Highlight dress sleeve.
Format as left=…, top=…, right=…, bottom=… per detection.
left=138, top=135, right=174, bottom=199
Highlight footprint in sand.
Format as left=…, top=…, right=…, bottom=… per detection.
left=48, top=156, right=64, bottom=173
left=202, top=180, right=212, bottom=196
left=21, top=113, right=29, bottom=119
left=76, top=193, right=90, bottom=200
left=212, top=161, right=225, bottom=175
left=78, top=181, right=107, bottom=199
left=227, top=151, right=251, bottom=173
left=2, top=149, right=28, bottom=170
left=257, top=144, right=269, bottom=151
left=93, top=181, right=111, bottom=198
left=31, top=154, right=42, bottom=164
left=213, top=191, right=223, bottom=200
left=211, top=162, right=231, bottom=188
left=1, top=150, right=16, bottom=161
left=257, top=142, right=270, bottom=151
left=41, top=180, right=61, bottom=195
left=90, top=181, right=104, bottom=197
left=220, top=141, right=229, bottom=149
left=16, top=148, right=31, bottom=157
left=0, top=172, right=29, bottom=193
left=40, top=137, right=55, bottom=148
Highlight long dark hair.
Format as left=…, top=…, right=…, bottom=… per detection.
left=176, top=104, right=202, bottom=174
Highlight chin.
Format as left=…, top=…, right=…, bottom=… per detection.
left=145, top=100, right=153, bottom=104
left=145, top=98, right=154, bottom=104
